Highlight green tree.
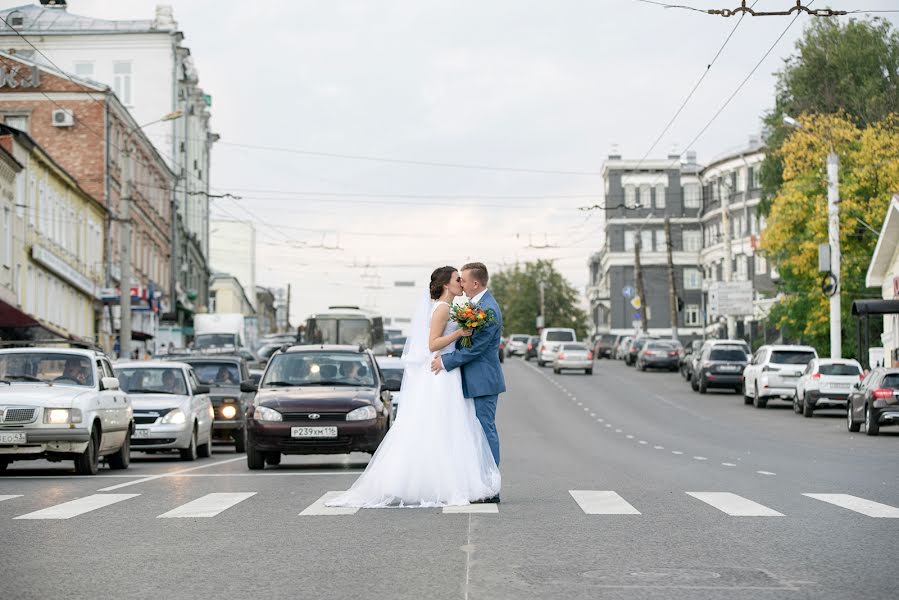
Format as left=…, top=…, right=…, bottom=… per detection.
left=490, top=260, right=589, bottom=338
left=760, top=17, right=899, bottom=209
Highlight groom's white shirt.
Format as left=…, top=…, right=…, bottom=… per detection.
left=470, top=288, right=489, bottom=305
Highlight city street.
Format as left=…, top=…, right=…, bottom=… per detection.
left=2, top=358, right=896, bottom=600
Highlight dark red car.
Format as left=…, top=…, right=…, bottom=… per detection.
left=242, top=345, right=394, bottom=469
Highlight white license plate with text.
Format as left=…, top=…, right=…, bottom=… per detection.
left=0, top=432, right=26, bottom=444
left=133, top=429, right=150, bottom=438
left=291, top=427, right=338, bottom=439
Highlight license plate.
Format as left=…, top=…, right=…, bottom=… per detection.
left=781, top=372, right=799, bottom=377
left=828, top=383, right=850, bottom=389
left=133, top=429, right=150, bottom=439
left=0, top=432, right=26, bottom=444
left=291, top=427, right=337, bottom=439
left=719, top=365, right=740, bottom=372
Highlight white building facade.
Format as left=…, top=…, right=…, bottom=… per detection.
left=209, top=219, right=257, bottom=310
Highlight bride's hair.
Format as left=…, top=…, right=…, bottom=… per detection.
left=429, top=266, right=457, bottom=299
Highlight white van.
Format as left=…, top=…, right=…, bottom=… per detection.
left=537, top=328, right=578, bottom=367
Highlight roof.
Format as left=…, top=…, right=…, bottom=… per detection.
left=0, top=346, right=97, bottom=357
left=0, top=4, right=172, bottom=35
left=285, top=345, right=367, bottom=354
left=865, top=195, right=899, bottom=287
left=115, top=360, right=190, bottom=370
left=851, top=299, right=899, bottom=316
left=175, top=355, right=244, bottom=364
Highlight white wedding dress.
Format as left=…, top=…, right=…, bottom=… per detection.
left=326, top=300, right=501, bottom=508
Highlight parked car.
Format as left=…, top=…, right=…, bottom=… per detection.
left=114, top=361, right=213, bottom=460
left=625, top=335, right=658, bottom=366
left=0, top=345, right=133, bottom=474
left=688, top=339, right=750, bottom=386
left=742, top=344, right=818, bottom=408
left=375, top=355, right=404, bottom=419
left=614, top=336, right=634, bottom=360
left=592, top=334, right=618, bottom=359
left=552, top=343, right=593, bottom=375
left=847, top=367, right=899, bottom=435
left=794, top=358, right=863, bottom=417
left=243, top=345, right=393, bottom=468
left=252, top=342, right=286, bottom=370
left=176, top=355, right=253, bottom=452
left=385, top=336, right=407, bottom=357
left=537, top=328, right=578, bottom=367
left=691, top=344, right=749, bottom=394
left=524, top=336, right=540, bottom=361
left=635, top=340, right=682, bottom=372
left=506, top=334, right=531, bottom=357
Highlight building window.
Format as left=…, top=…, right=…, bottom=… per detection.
left=749, top=166, right=760, bottom=189
left=685, top=304, right=701, bottom=326
left=113, top=61, right=133, bottom=105
left=683, top=183, right=701, bottom=208
left=684, top=268, right=702, bottom=290
left=683, top=230, right=702, bottom=252
left=624, top=230, right=635, bottom=252
left=750, top=212, right=758, bottom=235
left=3, top=114, right=29, bottom=133
left=735, top=168, right=745, bottom=192
left=2, top=206, right=10, bottom=267
left=755, top=254, right=767, bottom=275
left=736, top=255, right=749, bottom=281
left=639, top=185, right=651, bottom=209
left=655, top=184, right=666, bottom=209
left=74, top=62, right=94, bottom=77
left=641, top=230, right=653, bottom=252
left=624, top=185, right=636, bottom=208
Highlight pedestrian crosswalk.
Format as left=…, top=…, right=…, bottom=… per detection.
left=1, top=490, right=897, bottom=521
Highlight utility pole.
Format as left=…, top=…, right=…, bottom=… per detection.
left=827, top=149, right=841, bottom=358
left=538, top=280, right=546, bottom=331
left=119, top=143, right=133, bottom=360
left=665, top=218, right=678, bottom=340
left=286, top=283, right=292, bottom=332
left=634, top=233, right=649, bottom=333
left=721, top=182, right=736, bottom=339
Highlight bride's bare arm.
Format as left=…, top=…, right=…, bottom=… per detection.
left=429, top=303, right=470, bottom=352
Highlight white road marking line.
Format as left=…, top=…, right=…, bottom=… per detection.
left=654, top=445, right=664, bottom=450
left=693, top=456, right=708, bottom=461
left=756, top=470, right=776, bottom=476
left=583, top=407, right=589, bottom=412
left=615, top=429, right=622, bottom=433
left=639, top=441, right=648, bottom=445
left=803, top=494, right=899, bottom=518
left=626, top=435, right=634, bottom=439
left=569, top=490, right=641, bottom=515
left=14, top=494, right=140, bottom=520
left=299, top=491, right=359, bottom=516
left=672, top=451, right=683, bottom=455
left=597, top=417, right=604, bottom=422
left=157, top=492, right=257, bottom=518
left=605, top=424, right=612, bottom=428
left=0, top=495, right=23, bottom=502
left=722, top=462, right=737, bottom=467
left=589, top=413, right=596, bottom=417
left=444, top=503, right=498, bottom=514
left=686, top=492, right=784, bottom=517
left=98, top=457, right=246, bottom=492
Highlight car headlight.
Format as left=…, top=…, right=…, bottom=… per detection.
left=161, top=408, right=186, bottom=425
left=44, top=408, right=82, bottom=424
left=221, top=404, right=238, bottom=419
left=346, top=405, right=377, bottom=421
left=254, top=405, right=282, bottom=422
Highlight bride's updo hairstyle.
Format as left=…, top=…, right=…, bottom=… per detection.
left=429, top=266, right=457, bottom=299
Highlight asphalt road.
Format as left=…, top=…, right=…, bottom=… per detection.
left=2, top=357, right=897, bottom=600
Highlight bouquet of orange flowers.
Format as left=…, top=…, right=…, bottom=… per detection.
left=449, top=302, right=495, bottom=347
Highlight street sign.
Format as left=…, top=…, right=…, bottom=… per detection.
left=633, top=312, right=641, bottom=321
left=622, top=286, right=635, bottom=299
left=630, top=296, right=642, bottom=310
left=708, top=281, right=753, bottom=317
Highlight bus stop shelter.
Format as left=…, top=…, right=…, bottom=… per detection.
left=850, top=299, right=899, bottom=368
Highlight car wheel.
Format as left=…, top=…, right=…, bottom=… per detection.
left=74, top=426, right=99, bottom=475
left=733, top=386, right=742, bottom=394
left=743, top=381, right=753, bottom=405
left=585, top=368, right=593, bottom=375
left=690, top=375, right=699, bottom=392
left=803, top=393, right=814, bottom=418
left=246, top=442, right=266, bottom=470
left=792, top=392, right=801, bottom=414
left=234, top=428, right=247, bottom=453
left=553, top=367, right=561, bottom=374
left=754, top=385, right=767, bottom=409
left=107, top=427, right=131, bottom=470
left=865, top=404, right=880, bottom=436
left=637, top=362, right=646, bottom=372
left=265, top=453, right=281, bottom=466
left=197, top=428, right=213, bottom=458
left=179, top=427, right=198, bottom=461
left=538, top=360, right=545, bottom=367
left=699, top=377, right=707, bottom=394
left=847, top=404, right=861, bottom=432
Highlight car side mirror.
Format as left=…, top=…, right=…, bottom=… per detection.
left=240, top=380, right=258, bottom=393
left=101, top=376, right=120, bottom=391
left=195, top=385, right=211, bottom=395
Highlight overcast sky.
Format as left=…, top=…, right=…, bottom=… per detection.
left=5, top=0, right=898, bottom=325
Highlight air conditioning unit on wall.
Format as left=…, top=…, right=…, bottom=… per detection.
left=51, top=109, right=74, bottom=127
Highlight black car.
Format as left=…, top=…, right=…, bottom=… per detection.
left=592, top=334, right=618, bottom=359
left=243, top=345, right=393, bottom=469
left=177, top=355, right=253, bottom=452
left=847, top=367, right=899, bottom=436
left=524, top=336, right=540, bottom=361
left=691, top=344, right=749, bottom=394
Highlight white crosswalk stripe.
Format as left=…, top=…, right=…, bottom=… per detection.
left=443, top=503, right=498, bottom=514
left=0, top=495, right=23, bottom=503
left=803, top=494, right=899, bottom=518
left=299, top=491, right=359, bottom=516
left=569, top=490, right=641, bottom=515
left=687, top=492, right=784, bottom=516
left=14, top=494, right=140, bottom=520
left=158, top=492, right=257, bottom=518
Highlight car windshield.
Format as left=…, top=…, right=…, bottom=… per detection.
left=710, top=348, right=748, bottom=361
left=770, top=350, right=816, bottom=365
left=546, top=331, right=575, bottom=342
left=114, top=367, right=187, bottom=395
left=819, top=363, right=862, bottom=376
left=263, top=352, right=375, bottom=387
left=600, top=335, right=616, bottom=344
left=562, top=344, right=588, bottom=351
left=0, top=353, right=95, bottom=387
left=185, top=362, right=241, bottom=386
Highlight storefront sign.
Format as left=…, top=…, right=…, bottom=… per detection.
left=0, top=64, right=40, bottom=89
left=31, top=245, right=99, bottom=299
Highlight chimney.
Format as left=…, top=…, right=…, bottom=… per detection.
left=607, top=143, right=621, bottom=160
left=686, top=150, right=697, bottom=164
left=155, top=4, right=177, bottom=30
left=39, top=0, right=67, bottom=8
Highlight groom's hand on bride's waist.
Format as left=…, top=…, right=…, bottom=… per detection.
left=431, top=356, right=444, bottom=374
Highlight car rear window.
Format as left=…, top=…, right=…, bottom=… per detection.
left=819, top=363, right=862, bottom=376
left=600, top=335, right=616, bottom=343
left=710, top=348, right=748, bottom=361
left=879, top=373, right=899, bottom=389
left=562, top=344, right=588, bottom=351
left=546, top=331, right=575, bottom=342
left=187, top=362, right=241, bottom=385
left=770, top=351, right=816, bottom=365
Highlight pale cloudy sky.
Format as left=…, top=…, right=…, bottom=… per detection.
left=4, top=1, right=898, bottom=324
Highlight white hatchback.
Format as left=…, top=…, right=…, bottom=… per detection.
left=794, top=358, right=863, bottom=417
left=0, top=347, right=133, bottom=474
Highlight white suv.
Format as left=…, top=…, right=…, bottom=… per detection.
left=537, top=328, right=577, bottom=367
left=794, top=358, right=863, bottom=417
left=0, top=346, right=133, bottom=474
left=742, top=344, right=818, bottom=408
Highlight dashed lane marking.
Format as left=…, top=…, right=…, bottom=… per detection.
left=672, top=451, right=684, bottom=455
left=722, top=463, right=737, bottom=467
left=803, top=494, right=899, bottom=518
left=570, top=490, right=641, bottom=515
left=757, top=471, right=776, bottom=476
left=687, top=492, right=784, bottom=517
left=0, top=495, right=23, bottom=502
left=14, top=494, right=140, bottom=520
left=98, top=457, right=246, bottom=492
left=157, top=492, right=257, bottom=518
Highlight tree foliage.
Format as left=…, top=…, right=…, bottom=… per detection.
left=490, top=260, right=588, bottom=338
left=762, top=113, right=899, bottom=355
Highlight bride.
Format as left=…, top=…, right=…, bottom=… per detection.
left=326, top=266, right=501, bottom=508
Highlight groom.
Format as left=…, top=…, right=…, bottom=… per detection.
left=431, top=262, right=505, bottom=502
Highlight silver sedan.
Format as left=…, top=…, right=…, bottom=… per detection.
left=552, top=343, right=594, bottom=375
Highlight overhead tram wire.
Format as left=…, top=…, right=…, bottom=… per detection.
left=635, top=1, right=897, bottom=17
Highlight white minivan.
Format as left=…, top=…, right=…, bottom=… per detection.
left=537, top=328, right=578, bottom=367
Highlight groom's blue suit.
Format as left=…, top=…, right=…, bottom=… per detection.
left=441, top=290, right=505, bottom=466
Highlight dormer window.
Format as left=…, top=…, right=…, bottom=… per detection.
left=9, top=11, right=24, bottom=27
